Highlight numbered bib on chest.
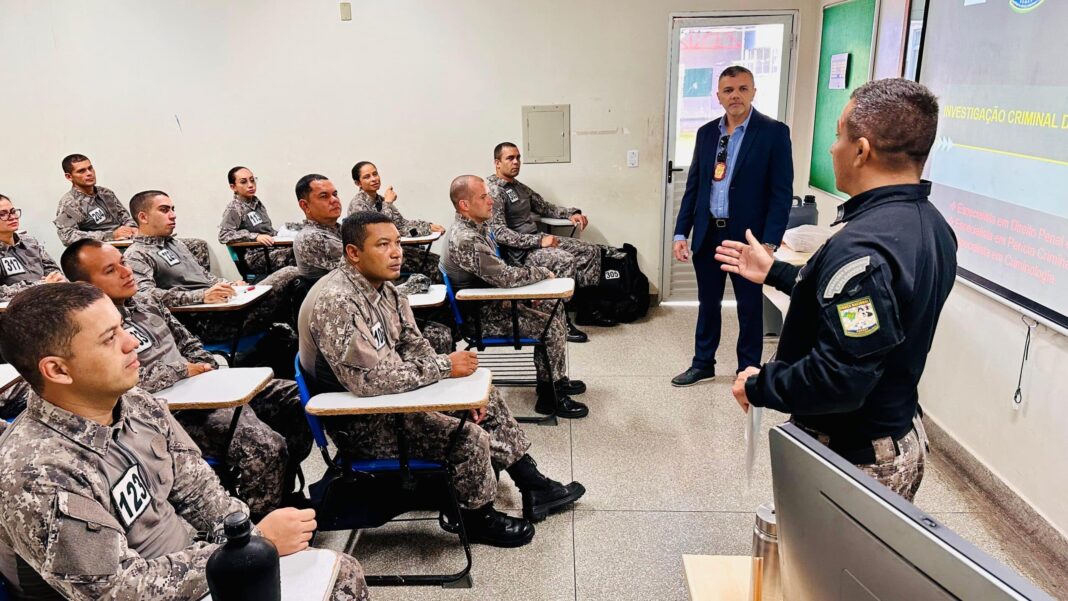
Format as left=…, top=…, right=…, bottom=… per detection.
left=370, top=321, right=387, bottom=350
left=506, top=189, right=520, bottom=203
left=1, top=256, right=26, bottom=276
left=124, top=323, right=155, bottom=353
left=88, top=206, right=108, bottom=224
left=111, top=464, right=151, bottom=527
left=247, top=211, right=264, bottom=227
left=157, top=249, right=182, bottom=267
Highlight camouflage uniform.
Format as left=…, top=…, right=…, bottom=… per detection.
left=0, top=381, right=30, bottom=422
left=293, top=218, right=343, bottom=281
left=0, top=388, right=368, bottom=600
left=120, top=293, right=312, bottom=515
left=348, top=190, right=441, bottom=279
left=297, top=262, right=530, bottom=508
left=53, top=185, right=210, bottom=269
left=125, top=235, right=298, bottom=340
left=485, top=174, right=601, bottom=287
left=0, top=233, right=63, bottom=302
left=441, top=213, right=570, bottom=383
left=218, top=194, right=297, bottom=274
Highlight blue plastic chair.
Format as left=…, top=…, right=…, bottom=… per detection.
left=202, top=332, right=268, bottom=366
left=292, top=356, right=473, bottom=588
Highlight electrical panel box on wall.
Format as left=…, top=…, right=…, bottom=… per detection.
left=522, top=105, right=571, bottom=164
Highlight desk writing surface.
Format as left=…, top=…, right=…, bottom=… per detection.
left=407, top=284, right=446, bottom=308
left=0, top=301, right=7, bottom=313
left=106, top=239, right=133, bottom=248
left=0, top=364, right=21, bottom=393
left=774, top=247, right=813, bottom=266
left=682, top=554, right=756, bottom=601
left=156, top=367, right=273, bottom=410
left=455, top=277, right=575, bottom=301
left=227, top=237, right=294, bottom=248
left=400, top=231, right=442, bottom=245
left=305, top=368, right=491, bottom=416
left=539, top=216, right=574, bottom=227
left=170, top=285, right=272, bottom=313
left=201, top=547, right=339, bottom=601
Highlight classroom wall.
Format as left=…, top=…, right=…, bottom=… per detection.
left=0, top=0, right=819, bottom=282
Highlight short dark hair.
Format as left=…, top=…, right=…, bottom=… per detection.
left=719, top=65, right=754, bottom=81
left=847, top=78, right=939, bottom=170
left=449, top=175, right=481, bottom=209
left=351, top=161, right=374, bottom=183
left=60, top=239, right=106, bottom=283
left=341, top=211, right=394, bottom=250
left=0, top=194, right=9, bottom=204
left=493, top=142, right=518, bottom=161
left=0, top=283, right=107, bottom=393
left=62, top=154, right=91, bottom=174
left=295, top=174, right=329, bottom=201
left=129, top=190, right=168, bottom=222
left=227, top=165, right=249, bottom=185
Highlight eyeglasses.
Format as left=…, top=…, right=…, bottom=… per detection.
left=0, top=208, right=22, bottom=220
left=716, top=134, right=730, bottom=163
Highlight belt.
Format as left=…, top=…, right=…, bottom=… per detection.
left=713, top=218, right=729, bottom=229
left=791, top=420, right=913, bottom=465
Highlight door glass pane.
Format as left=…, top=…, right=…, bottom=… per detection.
left=674, top=23, right=786, bottom=166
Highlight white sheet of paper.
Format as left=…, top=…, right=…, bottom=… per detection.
left=745, top=406, right=763, bottom=488
left=275, top=226, right=299, bottom=238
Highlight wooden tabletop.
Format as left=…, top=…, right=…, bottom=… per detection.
left=305, top=368, right=491, bottom=416
left=227, top=237, right=295, bottom=248
left=455, top=277, right=575, bottom=301
left=0, top=301, right=7, bottom=313
left=774, top=247, right=814, bottom=266
left=156, top=367, right=273, bottom=410
left=407, top=284, right=446, bottom=308
left=0, top=364, right=22, bottom=394
left=201, top=547, right=340, bottom=601
left=400, top=231, right=442, bottom=245
left=169, top=284, right=272, bottom=313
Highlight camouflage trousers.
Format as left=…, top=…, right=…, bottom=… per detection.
left=402, top=247, right=443, bottom=283
left=470, top=300, right=569, bottom=382
left=177, top=266, right=300, bottom=342
left=175, top=379, right=311, bottom=516
left=330, top=552, right=371, bottom=600
left=523, top=237, right=601, bottom=288
left=419, top=320, right=455, bottom=355
left=856, top=418, right=928, bottom=503
left=180, top=237, right=211, bottom=272
left=325, top=387, right=530, bottom=508
left=242, top=245, right=297, bottom=278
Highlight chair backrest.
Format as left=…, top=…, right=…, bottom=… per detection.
left=293, top=355, right=331, bottom=451
left=439, top=266, right=465, bottom=326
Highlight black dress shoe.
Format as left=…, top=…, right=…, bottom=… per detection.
left=460, top=505, right=535, bottom=548
left=671, top=367, right=716, bottom=387
left=555, top=377, right=586, bottom=396
left=534, top=393, right=589, bottom=419
left=566, top=320, right=589, bottom=343
left=575, top=310, right=618, bottom=327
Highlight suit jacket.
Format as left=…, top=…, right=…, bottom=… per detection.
left=673, top=109, right=794, bottom=254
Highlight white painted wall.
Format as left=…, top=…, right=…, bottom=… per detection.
left=0, top=0, right=819, bottom=282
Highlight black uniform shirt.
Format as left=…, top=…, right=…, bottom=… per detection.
left=747, top=182, right=957, bottom=456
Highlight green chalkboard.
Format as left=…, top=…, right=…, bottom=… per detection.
left=809, top=0, right=877, bottom=197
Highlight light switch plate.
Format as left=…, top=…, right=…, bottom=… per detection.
left=627, top=150, right=639, bottom=168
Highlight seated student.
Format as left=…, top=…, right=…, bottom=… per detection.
left=218, top=165, right=299, bottom=274
left=124, top=190, right=298, bottom=341
left=0, top=194, right=66, bottom=301
left=299, top=212, right=584, bottom=546
left=0, top=283, right=370, bottom=600
left=54, top=153, right=210, bottom=269
left=62, top=239, right=313, bottom=515
left=486, top=142, right=617, bottom=337
left=295, top=174, right=454, bottom=354
left=442, top=175, right=589, bottom=419
left=347, top=161, right=444, bottom=279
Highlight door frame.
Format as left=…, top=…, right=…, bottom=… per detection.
left=658, top=10, right=800, bottom=301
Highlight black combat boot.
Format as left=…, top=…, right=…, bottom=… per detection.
left=459, top=503, right=536, bottom=548
left=535, top=381, right=589, bottom=419
left=506, top=454, right=587, bottom=522
left=566, top=313, right=589, bottom=343
left=555, top=377, right=586, bottom=396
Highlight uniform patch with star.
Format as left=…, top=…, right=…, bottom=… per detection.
left=837, top=296, right=880, bottom=338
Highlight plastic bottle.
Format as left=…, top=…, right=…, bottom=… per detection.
left=205, top=512, right=281, bottom=601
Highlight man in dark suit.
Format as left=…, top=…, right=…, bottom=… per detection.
left=671, top=65, right=793, bottom=387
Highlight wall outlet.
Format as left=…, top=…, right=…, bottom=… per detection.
left=627, top=149, right=639, bottom=168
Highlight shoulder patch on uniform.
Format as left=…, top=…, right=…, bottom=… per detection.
left=823, top=256, right=871, bottom=299
left=837, top=296, right=880, bottom=338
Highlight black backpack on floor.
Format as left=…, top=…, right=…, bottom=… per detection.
left=593, top=243, right=650, bottom=323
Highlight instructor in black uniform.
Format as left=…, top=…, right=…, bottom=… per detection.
left=715, top=78, right=957, bottom=502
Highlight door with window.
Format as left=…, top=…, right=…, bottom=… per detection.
left=661, top=14, right=795, bottom=301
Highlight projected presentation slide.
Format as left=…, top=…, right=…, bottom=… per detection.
left=921, top=0, right=1068, bottom=326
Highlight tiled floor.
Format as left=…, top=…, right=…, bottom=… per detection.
left=304, top=305, right=1062, bottom=600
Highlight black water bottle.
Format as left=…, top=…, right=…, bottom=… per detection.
left=206, top=512, right=281, bottom=601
